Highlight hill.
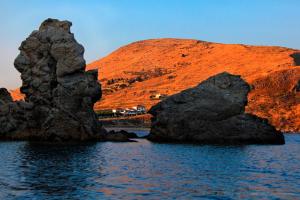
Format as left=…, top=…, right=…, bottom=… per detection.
left=11, top=38, right=300, bottom=132
left=87, top=38, right=299, bottom=132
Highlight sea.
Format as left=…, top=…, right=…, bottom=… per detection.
left=0, top=130, right=299, bottom=200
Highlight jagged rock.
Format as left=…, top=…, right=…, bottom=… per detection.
left=105, top=130, right=136, bottom=142
left=291, top=52, right=300, bottom=66
left=0, top=88, right=33, bottom=138
left=1, top=18, right=103, bottom=141
left=148, top=72, right=285, bottom=144
left=107, top=130, right=139, bottom=139
left=118, top=130, right=139, bottom=138
left=0, top=88, right=13, bottom=104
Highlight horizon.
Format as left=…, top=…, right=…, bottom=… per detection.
left=1, top=0, right=300, bottom=89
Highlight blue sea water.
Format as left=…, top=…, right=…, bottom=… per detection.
left=0, top=132, right=299, bottom=200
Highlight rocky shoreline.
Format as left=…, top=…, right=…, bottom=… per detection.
left=0, top=19, right=285, bottom=144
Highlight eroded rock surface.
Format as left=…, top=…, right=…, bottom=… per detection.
left=0, top=88, right=33, bottom=138
left=0, top=88, right=13, bottom=104
left=148, top=72, right=285, bottom=144
left=0, top=19, right=104, bottom=141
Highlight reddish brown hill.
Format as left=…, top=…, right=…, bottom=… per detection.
left=11, top=38, right=300, bottom=132
left=247, top=68, right=299, bottom=132
left=87, top=38, right=299, bottom=132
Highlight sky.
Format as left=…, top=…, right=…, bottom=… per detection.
left=1, top=0, right=300, bottom=89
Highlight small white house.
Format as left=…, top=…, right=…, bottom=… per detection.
left=136, top=105, right=146, bottom=113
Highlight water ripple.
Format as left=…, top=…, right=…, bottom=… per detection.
left=0, top=133, right=299, bottom=199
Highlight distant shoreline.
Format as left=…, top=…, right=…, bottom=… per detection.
left=99, top=114, right=151, bottom=129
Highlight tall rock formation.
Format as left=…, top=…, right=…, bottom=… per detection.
left=0, top=18, right=103, bottom=141
left=148, top=72, right=285, bottom=144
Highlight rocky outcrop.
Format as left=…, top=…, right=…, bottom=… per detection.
left=0, top=88, right=33, bottom=138
left=148, top=72, right=285, bottom=144
left=108, top=130, right=139, bottom=139
left=0, top=18, right=104, bottom=141
left=0, top=88, right=13, bottom=104
left=105, top=130, right=138, bottom=142
left=291, top=52, right=300, bottom=66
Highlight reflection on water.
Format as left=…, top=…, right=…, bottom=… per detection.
left=0, top=134, right=300, bottom=199
left=20, top=143, right=102, bottom=199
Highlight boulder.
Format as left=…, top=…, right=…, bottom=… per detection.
left=148, top=72, right=285, bottom=144
left=0, top=18, right=103, bottom=141
left=108, top=130, right=139, bottom=139
left=119, top=130, right=139, bottom=138
left=105, top=130, right=136, bottom=142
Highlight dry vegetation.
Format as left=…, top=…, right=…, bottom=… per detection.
left=11, top=38, right=300, bottom=132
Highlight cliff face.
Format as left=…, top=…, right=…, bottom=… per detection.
left=13, top=38, right=300, bottom=132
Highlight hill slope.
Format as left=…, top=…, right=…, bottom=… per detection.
left=11, top=38, right=300, bottom=132
left=87, top=38, right=300, bottom=132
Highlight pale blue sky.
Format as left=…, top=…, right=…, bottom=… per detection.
left=1, top=0, right=300, bottom=89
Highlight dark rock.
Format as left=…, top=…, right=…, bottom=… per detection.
left=105, top=130, right=136, bottom=142
left=0, top=90, right=33, bottom=138
left=290, top=52, right=300, bottom=66
left=293, top=80, right=300, bottom=92
left=0, top=18, right=103, bottom=141
left=0, top=88, right=13, bottom=104
left=117, top=130, right=139, bottom=138
left=148, top=72, right=285, bottom=144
